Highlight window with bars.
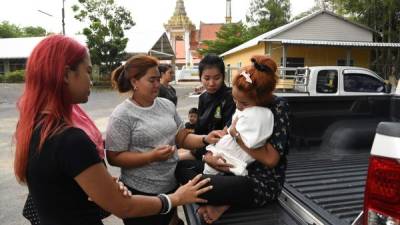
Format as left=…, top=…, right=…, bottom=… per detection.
left=9, top=59, right=26, bottom=72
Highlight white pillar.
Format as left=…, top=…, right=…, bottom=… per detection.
left=226, top=0, right=232, bottom=23
left=268, top=43, right=272, bottom=56
left=170, top=34, right=176, bottom=55
left=184, top=30, right=190, bottom=67
left=282, top=45, right=287, bottom=67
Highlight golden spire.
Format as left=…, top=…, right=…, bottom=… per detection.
left=164, top=0, right=195, bottom=30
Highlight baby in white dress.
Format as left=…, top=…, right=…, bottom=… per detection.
left=204, top=106, right=274, bottom=176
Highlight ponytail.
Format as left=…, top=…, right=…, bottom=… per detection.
left=111, top=65, right=131, bottom=93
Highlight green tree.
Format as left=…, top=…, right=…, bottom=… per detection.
left=22, top=26, right=47, bottom=37
left=322, top=0, right=400, bottom=78
left=72, top=0, right=135, bottom=76
left=0, top=21, right=47, bottom=38
left=246, top=0, right=291, bottom=37
left=198, top=22, right=250, bottom=56
left=0, top=21, right=23, bottom=38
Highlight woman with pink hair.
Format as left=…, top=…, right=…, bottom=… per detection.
left=15, top=35, right=211, bottom=225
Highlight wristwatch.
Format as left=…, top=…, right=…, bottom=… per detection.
left=202, top=135, right=208, bottom=146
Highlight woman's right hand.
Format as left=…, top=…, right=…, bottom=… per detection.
left=150, top=145, right=176, bottom=162
left=205, top=130, right=225, bottom=145
left=169, top=174, right=212, bottom=206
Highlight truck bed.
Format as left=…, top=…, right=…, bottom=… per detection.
left=183, top=148, right=370, bottom=225
left=183, top=200, right=304, bottom=225
left=282, top=149, right=369, bottom=225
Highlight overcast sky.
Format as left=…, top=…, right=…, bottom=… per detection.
left=0, top=0, right=315, bottom=35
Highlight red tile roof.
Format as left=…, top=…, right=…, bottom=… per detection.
left=198, top=22, right=223, bottom=42
left=190, top=30, right=199, bottom=48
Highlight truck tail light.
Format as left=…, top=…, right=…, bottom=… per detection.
left=363, top=156, right=400, bottom=225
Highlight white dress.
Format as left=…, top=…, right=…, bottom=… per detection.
left=203, top=106, right=274, bottom=176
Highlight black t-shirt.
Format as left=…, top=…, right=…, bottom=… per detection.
left=193, top=85, right=236, bottom=159
left=158, top=84, right=177, bottom=106
left=27, top=126, right=103, bottom=225
left=195, top=85, right=235, bottom=135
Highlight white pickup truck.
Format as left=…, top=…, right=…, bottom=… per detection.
left=184, top=67, right=399, bottom=225
left=276, top=66, right=392, bottom=97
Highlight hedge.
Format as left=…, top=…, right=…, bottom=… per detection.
left=4, top=70, right=25, bottom=83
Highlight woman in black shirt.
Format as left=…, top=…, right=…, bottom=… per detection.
left=191, top=54, right=236, bottom=159
left=176, top=55, right=290, bottom=224
left=158, top=64, right=178, bottom=106
left=14, top=35, right=212, bottom=225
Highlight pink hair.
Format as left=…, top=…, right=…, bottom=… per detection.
left=72, top=105, right=105, bottom=159
left=15, top=35, right=87, bottom=183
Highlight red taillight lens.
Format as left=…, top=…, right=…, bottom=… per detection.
left=363, top=156, right=400, bottom=225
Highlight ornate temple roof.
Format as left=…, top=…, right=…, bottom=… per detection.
left=164, top=0, right=195, bottom=31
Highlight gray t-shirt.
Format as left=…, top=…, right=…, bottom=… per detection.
left=105, top=97, right=183, bottom=193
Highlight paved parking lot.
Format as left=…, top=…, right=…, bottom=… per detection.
left=0, top=82, right=199, bottom=225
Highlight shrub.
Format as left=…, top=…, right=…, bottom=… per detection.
left=5, top=70, right=25, bottom=83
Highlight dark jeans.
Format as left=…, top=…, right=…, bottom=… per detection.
left=122, top=186, right=176, bottom=225
left=175, top=160, right=256, bottom=207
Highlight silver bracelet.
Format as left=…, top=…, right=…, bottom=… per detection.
left=159, top=194, right=172, bottom=214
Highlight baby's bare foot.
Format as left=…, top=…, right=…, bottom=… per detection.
left=203, top=205, right=230, bottom=224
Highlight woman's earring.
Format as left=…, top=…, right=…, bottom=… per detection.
left=133, top=86, right=138, bottom=91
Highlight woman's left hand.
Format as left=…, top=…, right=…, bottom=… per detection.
left=113, top=177, right=132, bottom=198
left=205, top=130, right=225, bottom=144
left=204, top=152, right=233, bottom=173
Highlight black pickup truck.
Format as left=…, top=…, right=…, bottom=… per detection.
left=184, top=67, right=399, bottom=225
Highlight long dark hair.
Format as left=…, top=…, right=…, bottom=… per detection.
left=198, top=54, right=225, bottom=80
left=158, top=64, right=172, bottom=77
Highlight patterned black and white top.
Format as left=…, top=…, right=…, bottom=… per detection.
left=246, top=96, right=290, bottom=206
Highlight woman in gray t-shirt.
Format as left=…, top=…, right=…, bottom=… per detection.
left=106, top=55, right=222, bottom=225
